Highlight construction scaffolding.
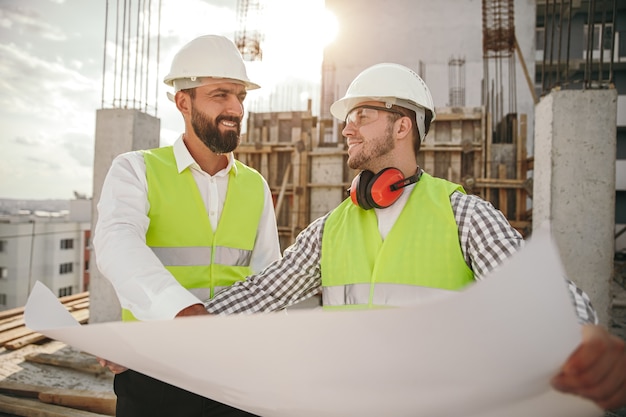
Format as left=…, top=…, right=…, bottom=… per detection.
left=236, top=106, right=531, bottom=252
left=480, top=0, right=532, bottom=235
left=235, top=0, right=264, bottom=61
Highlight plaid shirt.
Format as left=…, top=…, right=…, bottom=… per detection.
left=206, top=191, right=598, bottom=325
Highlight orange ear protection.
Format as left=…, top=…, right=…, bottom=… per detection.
left=349, top=168, right=422, bottom=210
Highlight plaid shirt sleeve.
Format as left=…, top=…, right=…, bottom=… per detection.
left=451, top=191, right=598, bottom=324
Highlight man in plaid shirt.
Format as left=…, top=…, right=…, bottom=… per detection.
left=206, top=63, right=625, bottom=411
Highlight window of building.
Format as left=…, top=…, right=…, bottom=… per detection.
left=583, top=23, right=615, bottom=61
left=0, top=240, right=6, bottom=253
left=59, top=262, right=73, bottom=274
left=58, top=286, right=73, bottom=297
left=535, top=27, right=546, bottom=61
left=0, top=294, right=6, bottom=306
left=60, top=238, right=74, bottom=250
left=0, top=267, right=7, bottom=279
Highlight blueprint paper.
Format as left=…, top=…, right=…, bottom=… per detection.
left=24, top=232, right=603, bottom=417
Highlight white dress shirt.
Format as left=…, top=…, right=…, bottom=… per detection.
left=93, top=135, right=281, bottom=321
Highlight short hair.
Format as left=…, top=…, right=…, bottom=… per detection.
left=180, top=88, right=197, bottom=99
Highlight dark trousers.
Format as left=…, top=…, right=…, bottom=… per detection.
left=114, top=370, right=259, bottom=417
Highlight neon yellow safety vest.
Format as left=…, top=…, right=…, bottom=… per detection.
left=320, top=172, right=474, bottom=310
left=121, top=146, right=265, bottom=321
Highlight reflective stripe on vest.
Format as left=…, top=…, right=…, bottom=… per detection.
left=320, top=172, right=474, bottom=310
left=323, top=282, right=457, bottom=309
left=150, top=246, right=252, bottom=267
left=122, top=147, right=264, bottom=321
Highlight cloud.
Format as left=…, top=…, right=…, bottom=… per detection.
left=62, top=132, right=95, bottom=168
left=0, top=3, right=66, bottom=40
left=0, top=42, right=100, bottom=129
left=25, top=154, right=63, bottom=171
left=0, top=0, right=327, bottom=199
left=13, top=135, right=43, bottom=147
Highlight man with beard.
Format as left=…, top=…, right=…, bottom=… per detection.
left=205, top=63, right=626, bottom=412
left=93, top=35, right=280, bottom=417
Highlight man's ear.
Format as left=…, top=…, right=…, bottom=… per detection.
left=175, top=91, right=190, bottom=114
left=395, top=116, right=413, bottom=140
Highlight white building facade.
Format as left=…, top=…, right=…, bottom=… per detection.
left=0, top=200, right=91, bottom=311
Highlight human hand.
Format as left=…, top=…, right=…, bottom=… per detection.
left=551, top=325, right=626, bottom=410
left=175, top=303, right=209, bottom=317
left=97, top=357, right=128, bottom=374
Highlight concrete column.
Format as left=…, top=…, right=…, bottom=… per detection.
left=533, top=89, right=617, bottom=326
left=89, top=109, right=160, bottom=323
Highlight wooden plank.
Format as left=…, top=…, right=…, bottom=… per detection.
left=233, top=145, right=273, bottom=154
left=0, top=316, right=25, bottom=333
left=296, top=150, right=310, bottom=230
left=24, top=352, right=106, bottom=376
left=420, top=145, right=482, bottom=152
left=434, top=112, right=483, bottom=121
left=306, top=183, right=351, bottom=188
left=0, top=325, right=33, bottom=345
left=0, top=393, right=111, bottom=417
left=4, top=309, right=88, bottom=350
left=39, top=389, right=116, bottom=416
left=474, top=178, right=526, bottom=188
left=0, top=381, right=43, bottom=399
left=0, top=381, right=114, bottom=414
left=290, top=142, right=302, bottom=242
left=4, top=332, right=48, bottom=350
left=514, top=38, right=539, bottom=105
left=274, top=163, right=292, bottom=216
left=58, top=292, right=89, bottom=304
left=0, top=306, right=25, bottom=321
left=308, top=150, right=347, bottom=157
left=498, top=164, right=508, bottom=217
left=486, top=111, right=492, bottom=179
left=66, top=301, right=89, bottom=311
left=517, top=114, right=529, bottom=222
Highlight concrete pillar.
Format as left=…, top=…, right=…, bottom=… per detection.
left=533, top=89, right=617, bottom=326
left=89, top=109, right=160, bottom=323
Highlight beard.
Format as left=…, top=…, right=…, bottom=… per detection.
left=347, top=122, right=396, bottom=170
left=190, top=103, right=241, bottom=154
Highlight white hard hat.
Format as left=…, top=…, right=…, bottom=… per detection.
left=330, top=63, right=436, bottom=141
left=163, top=35, right=260, bottom=93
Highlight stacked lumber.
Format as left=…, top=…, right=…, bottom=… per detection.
left=0, top=292, right=115, bottom=416
left=0, top=292, right=89, bottom=350
left=0, top=352, right=116, bottom=416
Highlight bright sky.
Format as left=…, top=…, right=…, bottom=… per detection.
left=0, top=0, right=338, bottom=200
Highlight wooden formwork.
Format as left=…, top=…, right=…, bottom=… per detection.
left=420, top=107, right=485, bottom=188
left=237, top=107, right=531, bottom=250
left=477, top=112, right=532, bottom=235
left=236, top=111, right=316, bottom=250
left=420, top=107, right=531, bottom=235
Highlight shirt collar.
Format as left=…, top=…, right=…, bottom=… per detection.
left=172, top=134, right=238, bottom=177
